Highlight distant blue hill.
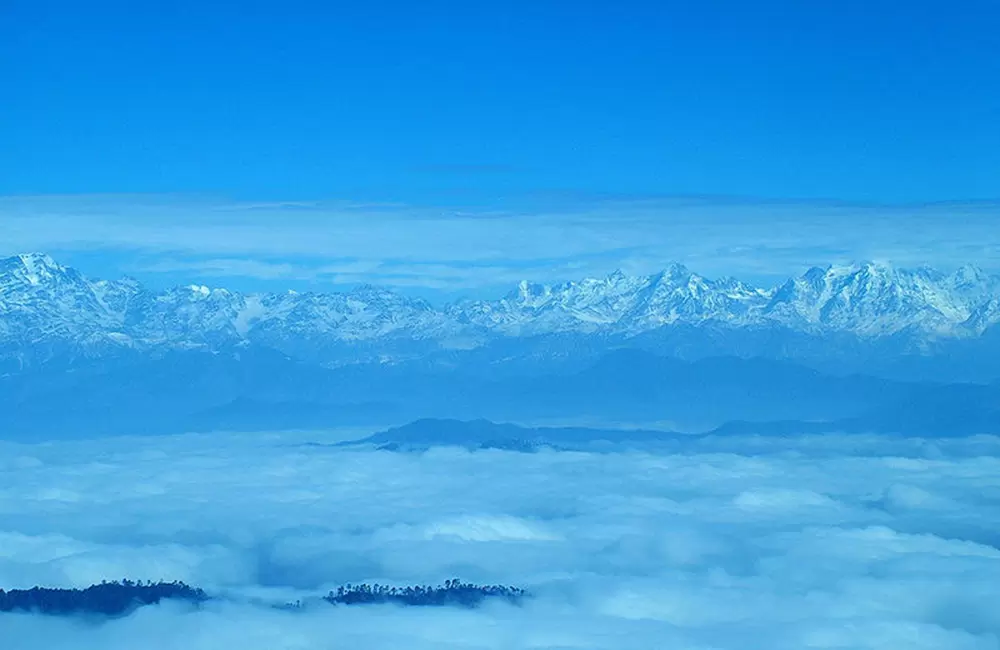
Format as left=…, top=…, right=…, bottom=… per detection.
left=335, top=418, right=684, bottom=452
left=1, top=348, right=996, bottom=438
left=338, top=406, right=1000, bottom=453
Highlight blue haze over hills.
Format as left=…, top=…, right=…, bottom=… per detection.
left=1, top=252, right=998, bottom=438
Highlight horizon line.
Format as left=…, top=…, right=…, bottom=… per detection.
left=4, top=251, right=995, bottom=302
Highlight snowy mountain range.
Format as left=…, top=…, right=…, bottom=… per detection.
left=2, top=252, right=1000, bottom=371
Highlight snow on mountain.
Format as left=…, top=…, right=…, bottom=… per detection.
left=2, top=253, right=999, bottom=368
left=761, top=262, right=992, bottom=336
left=453, top=264, right=771, bottom=336
left=125, top=285, right=249, bottom=347
left=0, top=253, right=132, bottom=346
left=964, top=297, right=1000, bottom=333
left=245, top=285, right=474, bottom=362
left=455, top=261, right=1000, bottom=339
left=252, top=285, right=455, bottom=341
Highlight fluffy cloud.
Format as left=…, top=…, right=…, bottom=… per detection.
left=1, top=430, right=999, bottom=648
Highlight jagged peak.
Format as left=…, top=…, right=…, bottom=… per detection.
left=598, top=265, right=693, bottom=284
left=3, top=252, right=999, bottom=347
left=793, top=261, right=925, bottom=288
left=0, top=252, right=86, bottom=290
left=951, top=263, right=991, bottom=284
left=20, top=251, right=60, bottom=266
left=350, top=282, right=401, bottom=296
left=659, top=261, right=694, bottom=277
left=510, top=264, right=699, bottom=295
left=1, top=252, right=65, bottom=274
left=347, top=283, right=429, bottom=306
left=507, top=279, right=551, bottom=303
left=821, top=260, right=893, bottom=276
left=648, top=264, right=705, bottom=286
left=119, top=275, right=144, bottom=288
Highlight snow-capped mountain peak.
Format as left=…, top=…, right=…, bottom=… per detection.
left=761, top=260, right=1000, bottom=336
left=1, top=252, right=70, bottom=286
left=2, top=253, right=999, bottom=369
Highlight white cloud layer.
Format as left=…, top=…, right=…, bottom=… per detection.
left=1, top=194, right=998, bottom=291
left=1, top=430, right=999, bottom=648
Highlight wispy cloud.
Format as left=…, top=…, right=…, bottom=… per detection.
left=1, top=194, right=998, bottom=292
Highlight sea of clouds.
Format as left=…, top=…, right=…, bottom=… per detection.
left=1, top=429, right=999, bottom=649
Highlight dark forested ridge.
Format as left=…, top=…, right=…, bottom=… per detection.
left=0, top=580, right=208, bottom=616
left=324, top=580, right=526, bottom=608
left=0, top=579, right=526, bottom=617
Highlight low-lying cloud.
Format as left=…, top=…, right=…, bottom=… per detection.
left=2, top=194, right=999, bottom=292
left=1, top=430, right=999, bottom=648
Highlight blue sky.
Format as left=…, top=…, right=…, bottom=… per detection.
left=1, top=1, right=998, bottom=295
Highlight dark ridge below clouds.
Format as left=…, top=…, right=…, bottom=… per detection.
left=0, top=580, right=525, bottom=618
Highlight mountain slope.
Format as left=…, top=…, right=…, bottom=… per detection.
left=2, top=253, right=999, bottom=373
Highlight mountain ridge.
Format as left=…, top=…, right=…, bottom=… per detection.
left=335, top=409, right=1000, bottom=454
left=2, top=252, right=1000, bottom=372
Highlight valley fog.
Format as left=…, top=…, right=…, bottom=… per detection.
left=1, top=429, right=998, bottom=649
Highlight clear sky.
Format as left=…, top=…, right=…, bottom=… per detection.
left=4, top=0, right=999, bottom=203
left=2, top=0, right=999, bottom=295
